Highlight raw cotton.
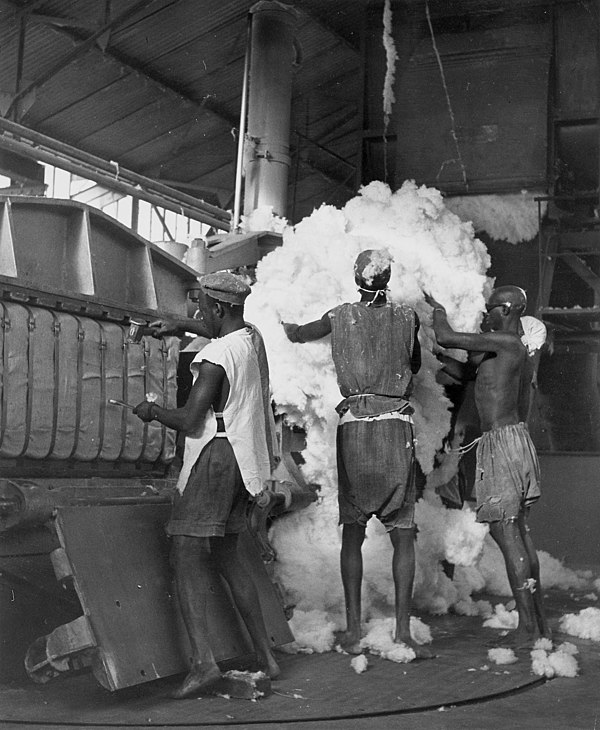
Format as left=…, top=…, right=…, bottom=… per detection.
left=530, top=642, right=579, bottom=678
left=487, top=648, right=518, bottom=665
left=243, top=180, right=596, bottom=653
left=559, top=606, right=600, bottom=641
left=444, top=192, right=547, bottom=243
left=350, top=654, right=369, bottom=674
left=482, top=603, right=518, bottom=631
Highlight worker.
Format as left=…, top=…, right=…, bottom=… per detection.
left=426, top=286, right=550, bottom=648
left=282, top=249, right=433, bottom=659
left=134, top=272, right=280, bottom=698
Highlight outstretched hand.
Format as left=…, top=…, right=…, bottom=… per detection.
left=282, top=322, right=300, bottom=342
left=148, top=318, right=182, bottom=338
left=423, top=291, right=446, bottom=314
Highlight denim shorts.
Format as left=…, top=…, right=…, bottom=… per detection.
left=475, top=422, right=541, bottom=523
left=337, top=418, right=416, bottom=530
left=166, top=437, right=248, bottom=538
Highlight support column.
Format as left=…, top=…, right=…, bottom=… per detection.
left=243, top=1, right=299, bottom=219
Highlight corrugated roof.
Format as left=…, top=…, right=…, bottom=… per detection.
left=0, top=0, right=365, bottom=217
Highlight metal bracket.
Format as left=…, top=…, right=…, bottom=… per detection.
left=25, top=615, right=97, bottom=684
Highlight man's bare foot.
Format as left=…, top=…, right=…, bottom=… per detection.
left=256, top=650, right=281, bottom=680
left=334, top=630, right=363, bottom=655
left=396, top=636, right=435, bottom=659
left=485, top=629, right=540, bottom=651
left=170, top=664, right=221, bottom=699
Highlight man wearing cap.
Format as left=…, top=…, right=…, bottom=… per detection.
left=426, top=285, right=550, bottom=648
left=134, top=272, right=280, bottom=698
left=282, top=249, right=432, bottom=659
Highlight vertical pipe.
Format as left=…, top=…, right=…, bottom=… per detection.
left=597, top=0, right=600, bottom=214
left=13, top=17, right=26, bottom=123
left=231, top=14, right=252, bottom=233
left=243, top=1, right=299, bottom=219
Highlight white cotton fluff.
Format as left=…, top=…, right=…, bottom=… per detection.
left=482, top=603, right=519, bottom=630
left=538, top=552, right=593, bottom=591
left=487, top=648, right=518, bottom=665
left=239, top=204, right=288, bottom=234
left=559, top=606, right=600, bottom=641
left=243, top=181, right=495, bottom=647
left=533, top=637, right=553, bottom=652
left=530, top=644, right=579, bottom=678
left=283, top=609, right=339, bottom=654
left=350, top=654, right=369, bottom=674
left=555, top=641, right=578, bottom=656
left=360, top=618, right=415, bottom=664
left=444, top=192, right=546, bottom=244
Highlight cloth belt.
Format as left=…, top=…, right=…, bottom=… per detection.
left=338, top=409, right=414, bottom=426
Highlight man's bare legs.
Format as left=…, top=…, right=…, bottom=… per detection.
left=390, top=527, right=434, bottom=658
left=170, top=535, right=222, bottom=698
left=519, top=510, right=551, bottom=639
left=488, top=517, right=541, bottom=648
left=212, top=533, right=280, bottom=679
left=336, top=522, right=366, bottom=654
left=336, top=523, right=433, bottom=658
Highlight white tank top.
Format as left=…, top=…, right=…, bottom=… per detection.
left=175, top=328, right=271, bottom=496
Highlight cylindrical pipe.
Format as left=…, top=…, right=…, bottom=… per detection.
left=0, top=134, right=229, bottom=231
left=0, top=117, right=230, bottom=226
left=231, top=14, right=252, bottom=233
left=243, top=1, right=299, bottom=219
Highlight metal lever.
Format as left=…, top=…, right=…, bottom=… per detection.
left=108, top=399, right=135, bottom=410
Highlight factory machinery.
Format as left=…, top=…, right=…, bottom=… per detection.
left=0, top=195, right=316, bottom=692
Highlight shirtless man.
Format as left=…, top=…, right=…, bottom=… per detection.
left=134, top=272, right=280, bottom=698
left=426, top=285, right=549, bottom=647
left=283, top=249, right=433, bottom=659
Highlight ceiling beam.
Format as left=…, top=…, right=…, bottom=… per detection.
left=296, top=8, right=361, bottom=56
left=3, top=0, right=171, bottom=119
left=0, top=117, right=231, bottom=229
left=22, top=5, right=238, bottom=134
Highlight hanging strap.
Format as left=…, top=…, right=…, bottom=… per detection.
left=18, top=305, right=35, bottom=458
left=68, top=316, right=85, bottom=459
left=45, top=311, right=61, bottom=458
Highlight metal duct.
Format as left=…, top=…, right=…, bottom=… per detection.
left=243, top=1, right=299, bottom=218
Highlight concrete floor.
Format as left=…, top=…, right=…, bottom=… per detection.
left=0, top=585, right=598, bottom=729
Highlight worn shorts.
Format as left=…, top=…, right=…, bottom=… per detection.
left=337, top=417, right=416, bottom=531
left=475, top=422, right=541, bottom=523
left=166, top=437, right=248, bottom=538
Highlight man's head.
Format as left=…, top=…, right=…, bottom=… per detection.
left=195, top=271, right=250, bottom=337
left=354, top=249, right=393, bottom=292
left=482, top=285, right=527, bottom=332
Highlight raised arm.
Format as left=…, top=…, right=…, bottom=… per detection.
left=149, top=316, right=211, bottom=340
left=282, top=311, right=332, bottom=343
left=425, top=294, right=512, bottom=354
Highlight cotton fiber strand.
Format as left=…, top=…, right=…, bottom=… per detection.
left=559, top=606, right=600, bottom=641
left=487, top=648, right=518, bottom=665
